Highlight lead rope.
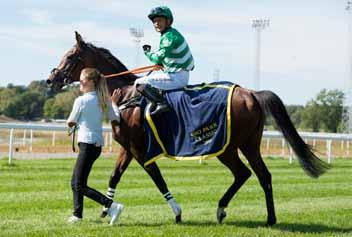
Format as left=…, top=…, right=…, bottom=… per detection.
left=104, top=64, right=162, bottom=79
left=68, top=125, right=77, bottom=152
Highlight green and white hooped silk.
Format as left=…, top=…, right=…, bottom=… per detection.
left=144, top=27, right=194, bottom=73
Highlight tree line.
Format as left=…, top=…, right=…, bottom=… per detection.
left=0, top=81, right=345, bottom=133
left=0, top=81, right=79, bottom=121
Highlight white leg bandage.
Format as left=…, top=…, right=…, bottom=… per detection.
left=167, top=198, right=182, bottom=216
left=106, top=187, right=115, bottom=200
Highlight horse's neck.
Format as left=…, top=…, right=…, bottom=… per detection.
left=99, top=65, right=139, bottom=100
left=90, top=49, right=140, bottom=101
left=94, top=55, right=137, bottom=92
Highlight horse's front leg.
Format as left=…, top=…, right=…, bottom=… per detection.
left=141, top=161, right=182, bottom=223
left=101, top=147, right=132, bottom=217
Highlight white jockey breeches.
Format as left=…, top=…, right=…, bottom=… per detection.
left=134, top=70, right=189, bottom=90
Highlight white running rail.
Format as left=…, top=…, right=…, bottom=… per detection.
left=1, top=122, right=352, bottom=165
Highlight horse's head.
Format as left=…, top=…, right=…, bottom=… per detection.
left=46, top=32, right=92, bottom=91
left=47, top=31, right=138, bottom=93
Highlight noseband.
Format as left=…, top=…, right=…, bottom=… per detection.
left=49, top=53, right=83, bottom=85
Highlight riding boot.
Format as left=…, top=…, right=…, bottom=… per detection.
left=136, top=84, right=169, bottom=116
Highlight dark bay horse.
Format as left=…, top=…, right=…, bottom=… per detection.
left=47, top=32, right=329, bottom=226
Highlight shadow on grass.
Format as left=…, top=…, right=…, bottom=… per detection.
left=89, top=219, right=164, bottom=227
left=88, top=217, right=352, bottom=233
left=179, top=220, right=352, bottom=234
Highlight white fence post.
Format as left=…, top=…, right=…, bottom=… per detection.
left=326, top=140, right=332, bottom=164
left=30, top=129, right=33, bottom=152
left=22, top=129, right=27, bottom=146
left=347, top=141, right=350, bottom=156
left=8, top=128, right=14, bottom=165
left=281, top=139, right=285, bottom=156
left=266, top=138, right=270, bottom=151
left=104, top=133, right=108, bottom=152
left=52, top=131, right=56, bottom=147
left=109, top=132, right=113, bottom=153
left=289, top=146, right=293, bottom=164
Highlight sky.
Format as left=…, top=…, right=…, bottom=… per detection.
left=0, top=0, right=350, bottom=105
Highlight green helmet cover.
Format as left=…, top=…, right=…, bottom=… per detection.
left=148, top=6, right=173, bottom=24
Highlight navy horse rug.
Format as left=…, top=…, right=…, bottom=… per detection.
left=143, top=82, right=237, bottom=166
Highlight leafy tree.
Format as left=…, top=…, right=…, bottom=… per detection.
left=43, top=98, right=56, bottom=118
left=316, top=89, right=344, bottom=133
left=264, top=105, right=304, bottom=130
left=4, top=91, right=45, bottom=120
left=6, top=83, right=26, bottom=93
left=0, top=84, right=27, bottom=114
left=301, top=100, right=322, bottom=132
left=0, top=80, right=64, bottom=120
left=286, top=105, right=304, bottom=128
left=301, top=89, right=344, bottom=133
left=0, top=88, right=16, bottom=114
left=43, top=87, right=80, bottom=119
left=27, top=80, right=49, bottom=97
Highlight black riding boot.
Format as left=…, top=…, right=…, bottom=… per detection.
left=136, top=84, right=169, bottom=116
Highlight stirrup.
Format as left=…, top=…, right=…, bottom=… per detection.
left=150, top=103, right=169, bottom=116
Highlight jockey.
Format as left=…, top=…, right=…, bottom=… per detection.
left=135, top=6, right=195, bottom=116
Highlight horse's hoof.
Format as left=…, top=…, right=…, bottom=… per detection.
left=100, top=210, right=108, bottom=218
left=217, top=208, right=227, bottom=224
left=175, top=214, right=182, bottom=224
left=266, top=217, right=276, bottom=226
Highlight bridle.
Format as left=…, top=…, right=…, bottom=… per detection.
left=48, top=41, right=161, bottom=88
left=47, top=44, right=162, bottom=112
left=48, top=50, right=84, bottom=86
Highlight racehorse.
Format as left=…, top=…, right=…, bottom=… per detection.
left=47, top=32, right=329, bottom=226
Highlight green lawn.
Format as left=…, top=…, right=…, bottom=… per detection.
left=0, top=157, right=351, bottom=237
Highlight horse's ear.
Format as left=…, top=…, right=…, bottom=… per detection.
left=75, top=31, right=86, bottom=48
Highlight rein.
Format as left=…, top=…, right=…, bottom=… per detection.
left=104, top=64, right=162, bottom=79
left=104, top=65, right=162, bottom=112
left=68, top=125, right=78, bottom=152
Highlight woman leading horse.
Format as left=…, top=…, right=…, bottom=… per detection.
left=47, top=31, right=329, bottom=226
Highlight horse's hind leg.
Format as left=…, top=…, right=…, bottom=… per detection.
left=217, top=148, right=252, bottom=223
left=240, top=135, right=276, bottom=226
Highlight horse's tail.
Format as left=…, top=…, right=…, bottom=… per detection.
left=252, top=90, right=330, bottom=178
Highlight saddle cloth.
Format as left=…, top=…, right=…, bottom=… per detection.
left=143, top=81, right=236, bottom=166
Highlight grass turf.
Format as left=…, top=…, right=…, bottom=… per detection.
left=0, top=157, right=351, bottom=237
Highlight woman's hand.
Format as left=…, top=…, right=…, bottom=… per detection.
left=111, top=89, right=122, bottom=105
left=67, top=121, right=77, bottom=128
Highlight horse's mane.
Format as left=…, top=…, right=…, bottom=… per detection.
left=85, top=43, right=138, bottom=81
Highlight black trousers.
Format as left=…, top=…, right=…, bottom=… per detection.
left=71, top=143, right=113, bottom=218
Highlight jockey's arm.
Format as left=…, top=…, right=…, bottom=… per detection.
left=144, top=36, right=174, bottom=65
left=145, top=49, right=165, bottom=65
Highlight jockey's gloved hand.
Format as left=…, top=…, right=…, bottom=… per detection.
left=142, top=44, right=151, bottom=52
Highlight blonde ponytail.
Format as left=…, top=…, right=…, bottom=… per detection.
left=81, top=68, right=110, bottom=117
